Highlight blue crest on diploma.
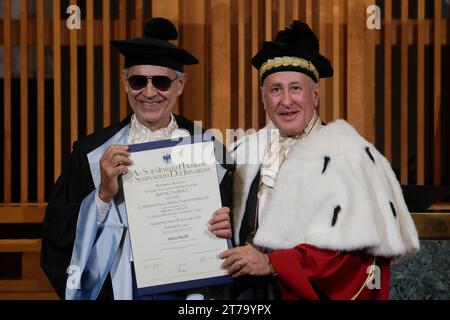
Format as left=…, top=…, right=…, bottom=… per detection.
left=162, top=153, right=172, bottom=164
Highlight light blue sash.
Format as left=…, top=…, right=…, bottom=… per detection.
left=66, top=126, right=129, bottom=300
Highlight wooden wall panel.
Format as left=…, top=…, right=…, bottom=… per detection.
left=180, top=0, right=206, bottom=124
left=384, top=0, right=392, bottom=162
left=346, top=0, right=366, bottom=133
left=265, top=0, right=272, bottom=40
left=332, top=0, right=341, bottom=120
left=103, top=0, right=111, bottom=127
left=417, top=0, right=425, bottom=184
left=69, top=0, right=78, bottom=146
left=433, top=1, right=442, bottom=185
left=86, top=0, right=95, bottom=135
left=365, top=0, right=376, bottom=144
left=305, top=0, right=312, bottom=26
left=0, top=0, right=448, bottom=204
left=20, top=0, right=28, bottom=202
left=210, top=0, right=231, bottom=142
left=251, top=0, right=263, bottom=130
left=278, top=0, right=286, bottom=29
left=237, top=0, right=247, bottom=130
left=135, top=0, right=144, bottom=37
left=319, top=0, right=333, bottom=122
left=3, top=0, right=12, bottom=203
left=152, top=0, right=180, bottom=114
left=53, top=0, right=62, bottom=181
left=400, top=0, right=409, bottom=184
left=36, top=0, right=45, bottom=203
left=118, top=0, right=127, bottom=119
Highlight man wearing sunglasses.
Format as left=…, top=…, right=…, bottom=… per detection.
left=41, top=18, right=234, bottom=300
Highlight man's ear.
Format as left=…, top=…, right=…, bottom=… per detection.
left=121, top=71, right=129, bottom=94
left=313, top=82, right=320, bottom=107
left=176, top=74, right=187, bottom=96
left=261, top=86, right=268, bottom=111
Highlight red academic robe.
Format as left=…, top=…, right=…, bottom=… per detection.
left=269, top=243, right=390, bottom=300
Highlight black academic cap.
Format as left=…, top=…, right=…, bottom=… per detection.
left=111, top=17, right=198, bottom=71
left=401, top=185, right=450, bottom=212
left=252, top=20, right=333, bottom=83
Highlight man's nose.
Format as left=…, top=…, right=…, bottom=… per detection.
left=281, top=90, right=293, bottom=106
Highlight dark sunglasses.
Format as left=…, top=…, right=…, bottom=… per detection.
left=127, top=75, right=178, bottom=91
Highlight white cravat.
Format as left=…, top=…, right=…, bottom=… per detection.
left=258, top=112, right=322, bottom=217
left=127, top=113, right=190, bottom=144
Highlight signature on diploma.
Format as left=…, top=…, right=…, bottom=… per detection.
left=199, top=254, right=218, bottom=263
left=177, top=263, right=188, bottom=273
left=167, top=234, right=189, bottom=241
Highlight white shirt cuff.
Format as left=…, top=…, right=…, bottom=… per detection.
left=96, top=189, right=111, bottom=225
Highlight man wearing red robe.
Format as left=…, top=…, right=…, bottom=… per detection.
left=219, top=21, right=419, bottom=300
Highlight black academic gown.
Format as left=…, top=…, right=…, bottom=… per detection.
left=41, top=115, right=234, bottom=299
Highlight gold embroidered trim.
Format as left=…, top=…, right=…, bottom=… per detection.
left=260, top=56, right=319, bottom=80
left=351, top=257, right=377, bottom=300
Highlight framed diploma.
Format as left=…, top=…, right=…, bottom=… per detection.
left=122, top=135, right=232, bottom=295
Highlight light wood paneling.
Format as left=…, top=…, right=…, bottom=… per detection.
left=0, top=0, right=448, bottom=208
left=292, top=0, right=299, bottom=21
left=365, top=0, right=377, bottom=143
left=20, top=0, right=28, bottom=202
left=265, top=0, right=272, bottom=40
left=36, top=0, right=45, bottom=203
left=0, top=205, right=45, bottom=223
left=103, top=0, right=111, bottom=127
left=332, top=0, right=341, bottom=120
left=384, top=0, right=392, bottom=162
left=135, top=0, right=144, bottom=37
left=86, top=0, right=94, bottom=135
left=346, top=0, right=366, bottom=133
left=2, top=17, right=449, bottom=46
left=251, top=0, right=263, bottom=130
left=69, top=0, right=79, bottom=146
left=152, top=0, right=180, bottom=27
left=412, top=213, right=450, bottom=239
left=3, top=0, right=12, bottom=203
left=53, top=0, right=62, bottom=181
left=417, top=0, right=425, bottom=184
left=0, top=239, right=41, bottom=253
left=119, top=0, right=127, bottom=119
left=305, top=0, right=312, bottom=26
left=153, top=0, right=180, bottom=114
left=210, top=0, right=231, bottom=142
left=238, top=0, right=246, bottom=130
left=400, top=0, right=409, bottom=184
left=318, top=0, right=330, bottom=121
left=279, top=0, right=286, bottom=30
left=433, top=1, right=442, bottom=185
left=180, top=0, right=206, bottom=124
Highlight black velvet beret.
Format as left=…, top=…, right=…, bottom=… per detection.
left=111, top=17, right=198, bottom=71
left=252, top=21, right=333, bottom=83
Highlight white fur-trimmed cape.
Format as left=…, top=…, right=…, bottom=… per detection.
left=231, top=120, right=419, bottom=259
